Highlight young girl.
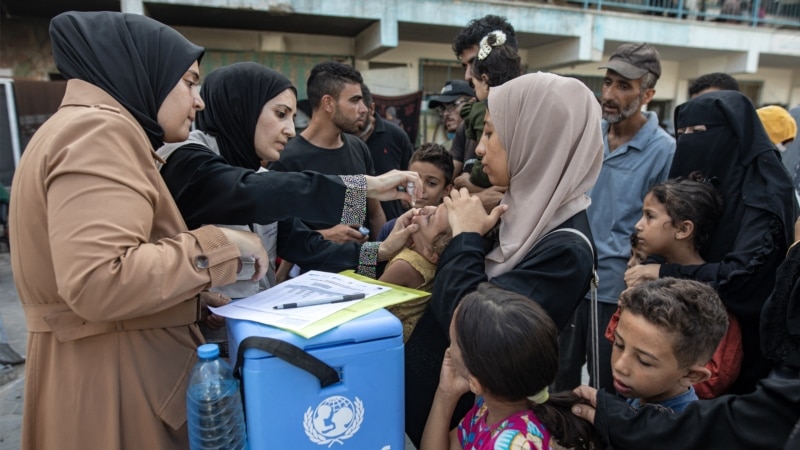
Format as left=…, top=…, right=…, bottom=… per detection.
left=621, top=171, right=743, bottom=398
left=421, top=283, right=600, bottom=450
left=626, top=171, right=723, bottom=274
left=380, top=203, right=452, bottom=340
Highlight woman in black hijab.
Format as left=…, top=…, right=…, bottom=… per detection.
left=625, top=90, right=798, bottom=394
left=49, top=10, right=203, bottom=150
left=159, top=62, right=423, bottom=292
left=10, top=11, right=270, bottom=450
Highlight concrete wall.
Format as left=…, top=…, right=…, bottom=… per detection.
left=173, top=25, right=800, bottom=107
left=1, top=10, right=797, bottom=107
left=0, top=18, right=55, bottom=80
left=177, top=26, right=355, bottom=55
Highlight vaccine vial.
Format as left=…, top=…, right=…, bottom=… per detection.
left=406, top=181, right=415, bottom=198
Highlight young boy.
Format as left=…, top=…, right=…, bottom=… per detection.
left=611, top=278, right=728, bottom=412
left=377, top=143, right=454, bottom=340
left=377, top=143, right=454, bottom=241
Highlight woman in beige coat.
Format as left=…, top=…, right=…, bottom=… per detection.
left=8, top=11, right=271, bottom=450
left=11, top=12, right=421, bottom=449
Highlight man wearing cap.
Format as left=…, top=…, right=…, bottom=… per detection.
left=428, top=79, right=475, bottom=174
left=556, top=42, right=675, bottom=394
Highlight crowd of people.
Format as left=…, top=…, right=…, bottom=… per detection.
left=7, top=9, right=800, bottom=450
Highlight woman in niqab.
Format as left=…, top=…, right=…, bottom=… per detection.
left=625, top=90, right=798, bottom=394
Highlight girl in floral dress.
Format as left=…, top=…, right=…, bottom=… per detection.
left=420, top=283, right=601, bottom=450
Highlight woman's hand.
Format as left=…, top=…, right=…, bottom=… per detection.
left=365, top=170, right=423, bottom=205
left=623, top=263, right=660, bottom=288
left=318, top=224, right=368, bottom=244
left=377, top=208, right=421, bottom=261
left=444, top=188, right=507, bottom=237
left=218, top=228, right=269, bottom=282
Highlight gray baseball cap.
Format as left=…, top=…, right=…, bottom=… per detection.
left=599, top=43, right=661, bottom=80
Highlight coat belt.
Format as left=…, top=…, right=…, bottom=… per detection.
left=23, top=299, right=200, bottom=342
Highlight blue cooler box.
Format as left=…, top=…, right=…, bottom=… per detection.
left=227, top=309, right=404, bottom=449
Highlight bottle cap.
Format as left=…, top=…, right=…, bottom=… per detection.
left=197, top=343, right=220, bottom=359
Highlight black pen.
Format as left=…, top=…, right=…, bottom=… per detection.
left=272, top=293, right=366, bottom=310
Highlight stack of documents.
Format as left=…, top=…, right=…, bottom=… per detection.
left=209, top=270, right=427, bottom=338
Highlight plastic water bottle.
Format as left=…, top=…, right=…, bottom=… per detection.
left=186, top=343, right=248, bottom=450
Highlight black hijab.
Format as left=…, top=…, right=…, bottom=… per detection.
left=49, top=11, right=204, bottom=150
left=195, top=62, right=295, bottom=170
left=671, top=90, right=796, bottom=261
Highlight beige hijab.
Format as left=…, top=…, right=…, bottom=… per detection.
left=485, top=72, right=603, bottom=278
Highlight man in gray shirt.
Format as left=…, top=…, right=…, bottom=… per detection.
left=556, top=43, right=676, bottom=393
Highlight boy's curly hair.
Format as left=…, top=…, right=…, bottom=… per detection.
left=618, top=277, right=728, bottom=369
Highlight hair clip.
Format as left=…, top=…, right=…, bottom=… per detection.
left=702, top=176, right=720, bottom=187
left=477, top=30, right=507, bottom=61
left=527, top=387, right=549, bottom=404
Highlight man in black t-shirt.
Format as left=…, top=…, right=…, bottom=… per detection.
left=269, top=61, right=386, bottom=241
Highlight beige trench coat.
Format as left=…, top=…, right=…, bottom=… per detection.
left=9, top=80, right=240, bottom=450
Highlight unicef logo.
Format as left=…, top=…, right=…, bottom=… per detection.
left=303, top=395, right=364, bottom=446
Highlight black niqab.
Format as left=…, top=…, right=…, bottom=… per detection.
left=195, top=62, right=295, bottom=170
left=670, top=90, right=796, bottom=261
left=49, top=11, right=204, bottom=150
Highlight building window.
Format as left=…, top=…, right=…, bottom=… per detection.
left=419, top=59, right=463, bottom=98
left=567, top=74, right=604, bottom=99
left=737, top=80, right=763, bottom=106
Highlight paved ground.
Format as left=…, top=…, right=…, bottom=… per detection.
left=0, top=250, right=25, bottom=450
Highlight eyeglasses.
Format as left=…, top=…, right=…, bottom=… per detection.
left=437, top=99, right=469, bottom=115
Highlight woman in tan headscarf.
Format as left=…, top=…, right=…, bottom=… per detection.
left=404, top=72, right=604, bottom=445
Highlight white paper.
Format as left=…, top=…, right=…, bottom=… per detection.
left=208, top=270, right=389, bottom=329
